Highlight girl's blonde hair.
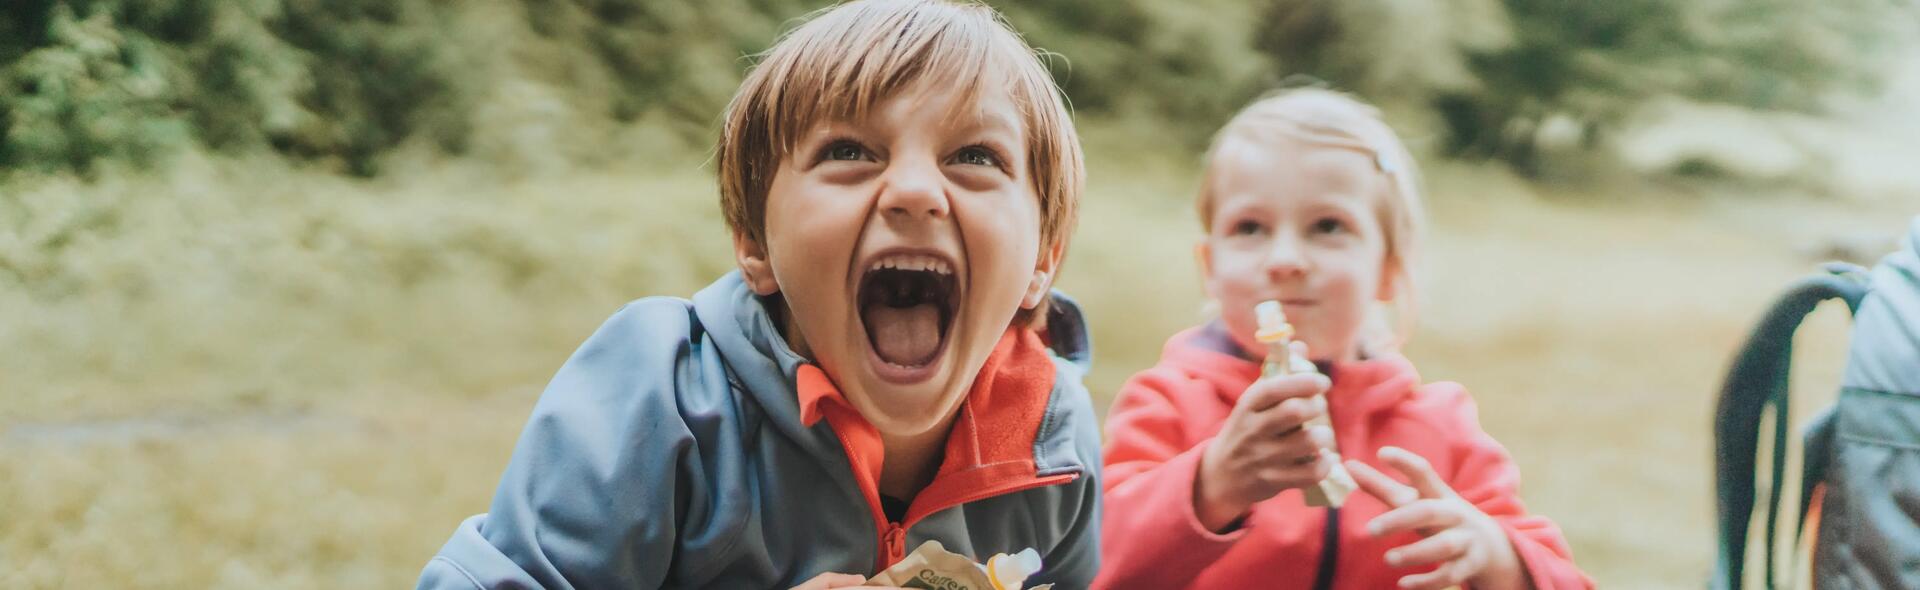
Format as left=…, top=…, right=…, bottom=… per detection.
left=1196, top=88, right=1426, bottom=353
left=717, top=0, right=1084, bottom=327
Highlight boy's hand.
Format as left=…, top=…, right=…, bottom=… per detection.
left=789, top=572, right=889, bottom=590
left=1347, top=447, right=1531, bottom=590
left=1194, top=343, right=1334, bottom=532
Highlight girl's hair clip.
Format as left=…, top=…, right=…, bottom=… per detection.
left=1374, top=150, right=1398, bottom=176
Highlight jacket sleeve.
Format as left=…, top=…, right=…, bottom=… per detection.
left=418, top=302, right=703, bottom=590
left=1094, top=371, right=1246, bottom=589
left=1028, top=359, right=1107, bottom=589
left=1032, top=460, right=1104, bottom=587
left=1435, top=385, right=1595, bottom=590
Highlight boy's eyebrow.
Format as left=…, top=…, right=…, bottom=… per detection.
left=805, top=100, right=1019, bottom=131
left=941, top=105, right=1023, bottom=138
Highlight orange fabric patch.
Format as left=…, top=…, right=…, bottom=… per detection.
left=793, top=327, right=1065, bottom=524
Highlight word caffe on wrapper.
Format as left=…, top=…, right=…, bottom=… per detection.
left=1254, top=300, right=1359, bottom=508
left=864, top=540, right=1054, bottom=590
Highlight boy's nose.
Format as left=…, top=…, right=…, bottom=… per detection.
left=877, top=159, right=951, bottom=220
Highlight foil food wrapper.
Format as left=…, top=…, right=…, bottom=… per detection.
left=864, top=540, right=1053, bottom=590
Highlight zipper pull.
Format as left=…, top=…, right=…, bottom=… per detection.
left=884, top=524, right=907, bottom=564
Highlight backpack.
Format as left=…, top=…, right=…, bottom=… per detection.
left=1713, top=216, right=1920, bottom=590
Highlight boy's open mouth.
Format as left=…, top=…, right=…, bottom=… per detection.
left=856, top=255, right=959, bottom=372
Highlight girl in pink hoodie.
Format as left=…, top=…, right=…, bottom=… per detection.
left=1095, top=89, right=1592, bottom=590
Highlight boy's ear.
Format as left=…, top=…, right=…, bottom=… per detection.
left=1021, top=239, right=1067, bottom=309
left=733, top=233, right=781, bottom=296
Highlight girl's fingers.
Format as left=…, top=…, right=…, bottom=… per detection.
left=1305, top=424, right=1334, bottom=451
left=1274, top=425, right=1334, bottom=458
left=1253, top=395, right=1325, bottom=436
left=1367, top=499, right=1466, bottom=538
left=1296, top=451, right=1336, bottom=481
left=1378, top=446, right=1453, bottom=499
left=1241, top=373, right=1331, bottom=414
left=1396, top=559, right=1473, bottom=590
left=1384, top=529, right=1472, bottom=568
left=1309, top=451, right=1336, bottom=480
left=1257, top=452, right=1333, bottom=486
left=1346, top=459, right=1419, bottom=508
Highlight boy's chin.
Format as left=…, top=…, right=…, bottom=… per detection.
left=844, top=374, right=969, bottom=436
left=852, top=396, right=963, bottom=438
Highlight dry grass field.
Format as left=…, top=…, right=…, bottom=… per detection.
left=2, top=134, right=1913, bottom=587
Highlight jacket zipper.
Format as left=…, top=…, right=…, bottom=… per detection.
left=1312, top=506, right=1341, bottom=590
left=832, top=413, right=1077, bottom=571
left=875, top=472, right=1078, bottom=570
left=1313, top=388, right=1342, bottom=590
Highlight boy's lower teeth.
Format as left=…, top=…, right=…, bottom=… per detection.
left=865, top=303, right=942, bottom=366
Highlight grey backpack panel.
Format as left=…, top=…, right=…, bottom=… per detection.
left=1815, top=389, right=1920, bottom=589
left=1843, top=218, right=1920, bottom=393
left=1816, top=217, right=1920, bottom=589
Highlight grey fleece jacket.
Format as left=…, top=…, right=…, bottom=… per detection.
left=418, top=271, right=1102, bottom=589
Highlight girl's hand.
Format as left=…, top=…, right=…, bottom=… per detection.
left=1194, top=342, right=1336, bottom=531
left=1347, top=447, right=1531, bottom=590
left=789, top=572, right=888, bottom=590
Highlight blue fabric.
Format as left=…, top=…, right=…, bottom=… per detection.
left=1844, top=216, right=1920, bottom=394
left=418, top=272, right=1103, bottom=589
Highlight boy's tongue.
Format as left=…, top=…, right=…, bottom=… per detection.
left=864, top=303, right=942, bottom=365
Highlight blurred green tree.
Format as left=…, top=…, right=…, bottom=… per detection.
left=0, top=3, right=188, bottom=174
left=511, top=0, right=815, bottom=139
left=1254, top=0, right=1904, bottom=177
left=998, top=0, right=1276, bottom=146
left=1, top=0, right=476, bottom=176
left=0, top=0, right=1902, bottom=178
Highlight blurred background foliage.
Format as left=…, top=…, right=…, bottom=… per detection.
left=0, top=0, right=477, bottom=176
left=0, top=0, right=1905, bottom=179
left=3, top=1, right=1917, bottom=588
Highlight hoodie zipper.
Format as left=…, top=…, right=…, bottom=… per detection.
left=1313, top=380, right=1342, bottom=590
left=831, top=421, right=1077, bottom=570
left=881, top=472, right=1078, bottom=568
left=1312, top=506, right=1341, bottom=590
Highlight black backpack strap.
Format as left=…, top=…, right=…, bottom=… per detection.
left=1712, top=265, right=1869, bottom=590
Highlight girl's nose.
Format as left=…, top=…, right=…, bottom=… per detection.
left=1265, top=234, right=1309, bottom=279
left=877, top=158, right=950, bottom=221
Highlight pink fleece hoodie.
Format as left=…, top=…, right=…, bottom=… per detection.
left=1094, top=327, right=1592, bottom=589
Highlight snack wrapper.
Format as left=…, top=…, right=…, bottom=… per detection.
left=1256, top=300, right=1359, bottom=508
left=865, top=540, right=1054, bottom=590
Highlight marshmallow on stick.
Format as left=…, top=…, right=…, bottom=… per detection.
left=1255, top=300, right=1358, bottom=508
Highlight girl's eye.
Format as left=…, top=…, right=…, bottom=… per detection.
left=822, top=141, right=870, bottom=162
left=950, top=145, right=1001, bottom=168
left=1231, top=220, right=1265, bottom=236
left=1312, top=217, right=1348, bottom=234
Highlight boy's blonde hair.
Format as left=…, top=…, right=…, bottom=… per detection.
left=1197, top=88, right=1426, bottom=351
left=717, top=0, right=1084, bottom=327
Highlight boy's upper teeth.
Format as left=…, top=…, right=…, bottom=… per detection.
left=871, top=254, right=952, bottom=275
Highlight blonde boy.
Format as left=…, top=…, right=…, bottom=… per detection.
left=417, top=1, right=1102, bottom=588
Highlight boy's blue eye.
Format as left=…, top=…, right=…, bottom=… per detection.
left=823, top=142, right=869, bottom=162
left=951, top=145, right=1001, bottom=168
